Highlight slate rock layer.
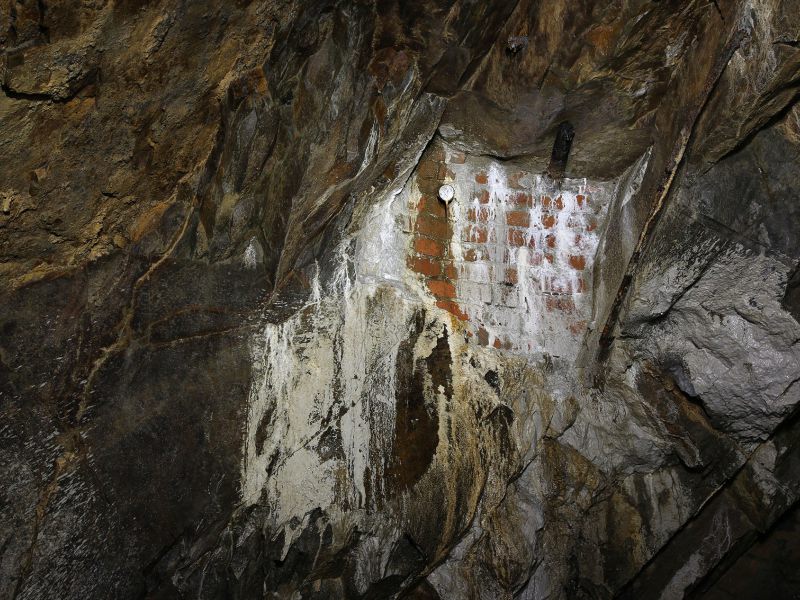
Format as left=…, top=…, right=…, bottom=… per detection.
left=1, top=0, right=799, bottom=598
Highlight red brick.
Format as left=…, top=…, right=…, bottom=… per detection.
left=444, top=264, right=458, bottom=279
left=463, top=248, right=484, bottom=262
left=576, top=194, right=586, bottom=208
left=493, top=337, right=503, bottom=349
left=544, top=253, right=555, bottom=264
left=506, top=229, right=519, bottom=246
left=467, top=207, right=489, bottom=222
left=513, top=192, right=532, bottom=208
left=545, top=233, right=556, bottom=248
left=504, top=267, right=518, bottom=284
left=542, top=214, right=556, bottom=229
left=569, top=255, right=586, bottom=270
left=427, top=278, right=456, bottom=299
left=545, top=295, right=575, bottom=313
left=418, top=178, right=441, bottom=195
left=468, top=226, right=489, bottom=243
left=526, top=252, right=543, bottom=266
left=410, top=256, right=441, bottom=277
left=506, top=210, right=530, bottom=228
left=436, top=299, right=468, bottom=320
left=414, top=237, right=444, bottom=257
left=418, top=195, right=446, bottom=219
left=417, top=159, right=439, bottom=179
left=416, top=216, right=450, bottom=239
left=508, top=228, right=533, bottom=248
left=447, top=151, right=466, bottom=164
left=508, top=171, right=526, bottom=189
left=475, top=172, right=488, bottom=184
left=478, top=190, right=490, bottom=204
left=541, top=195, right=552, bottom=208
left=547, top=279, right=573, bottom=294
left=554, top=196, right=564, bottom=210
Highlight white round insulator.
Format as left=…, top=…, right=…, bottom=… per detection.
left=438, top=184, right=455, bottom=204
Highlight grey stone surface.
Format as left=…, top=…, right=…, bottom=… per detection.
left=1, top=0, right=799, bottom=598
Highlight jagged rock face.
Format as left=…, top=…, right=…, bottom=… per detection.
left=1, top=0, right=799, bottom=598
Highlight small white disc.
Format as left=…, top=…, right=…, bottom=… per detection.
left=438, top=184, right=455, bottom=203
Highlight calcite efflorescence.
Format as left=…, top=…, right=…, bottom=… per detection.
left=1, top=0, right=799, bottom=598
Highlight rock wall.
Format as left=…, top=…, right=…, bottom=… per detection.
left=1, top=0, right=799, bottom=598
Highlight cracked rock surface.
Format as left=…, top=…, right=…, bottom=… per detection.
left=1, top=0, right=799, bottom=598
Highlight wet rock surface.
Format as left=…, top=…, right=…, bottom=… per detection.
left=1, top=0, right=799, bottom=598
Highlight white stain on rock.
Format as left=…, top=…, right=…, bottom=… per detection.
left=241, top=178, right=425, bottom=553
left=239, top=143, right=637, bottom=586
left=242, top=237, right=262, bottom=269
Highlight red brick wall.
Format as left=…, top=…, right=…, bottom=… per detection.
left=407, top=144, right=468, bottom=321
left=406, top=142, right=606, bottom=354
